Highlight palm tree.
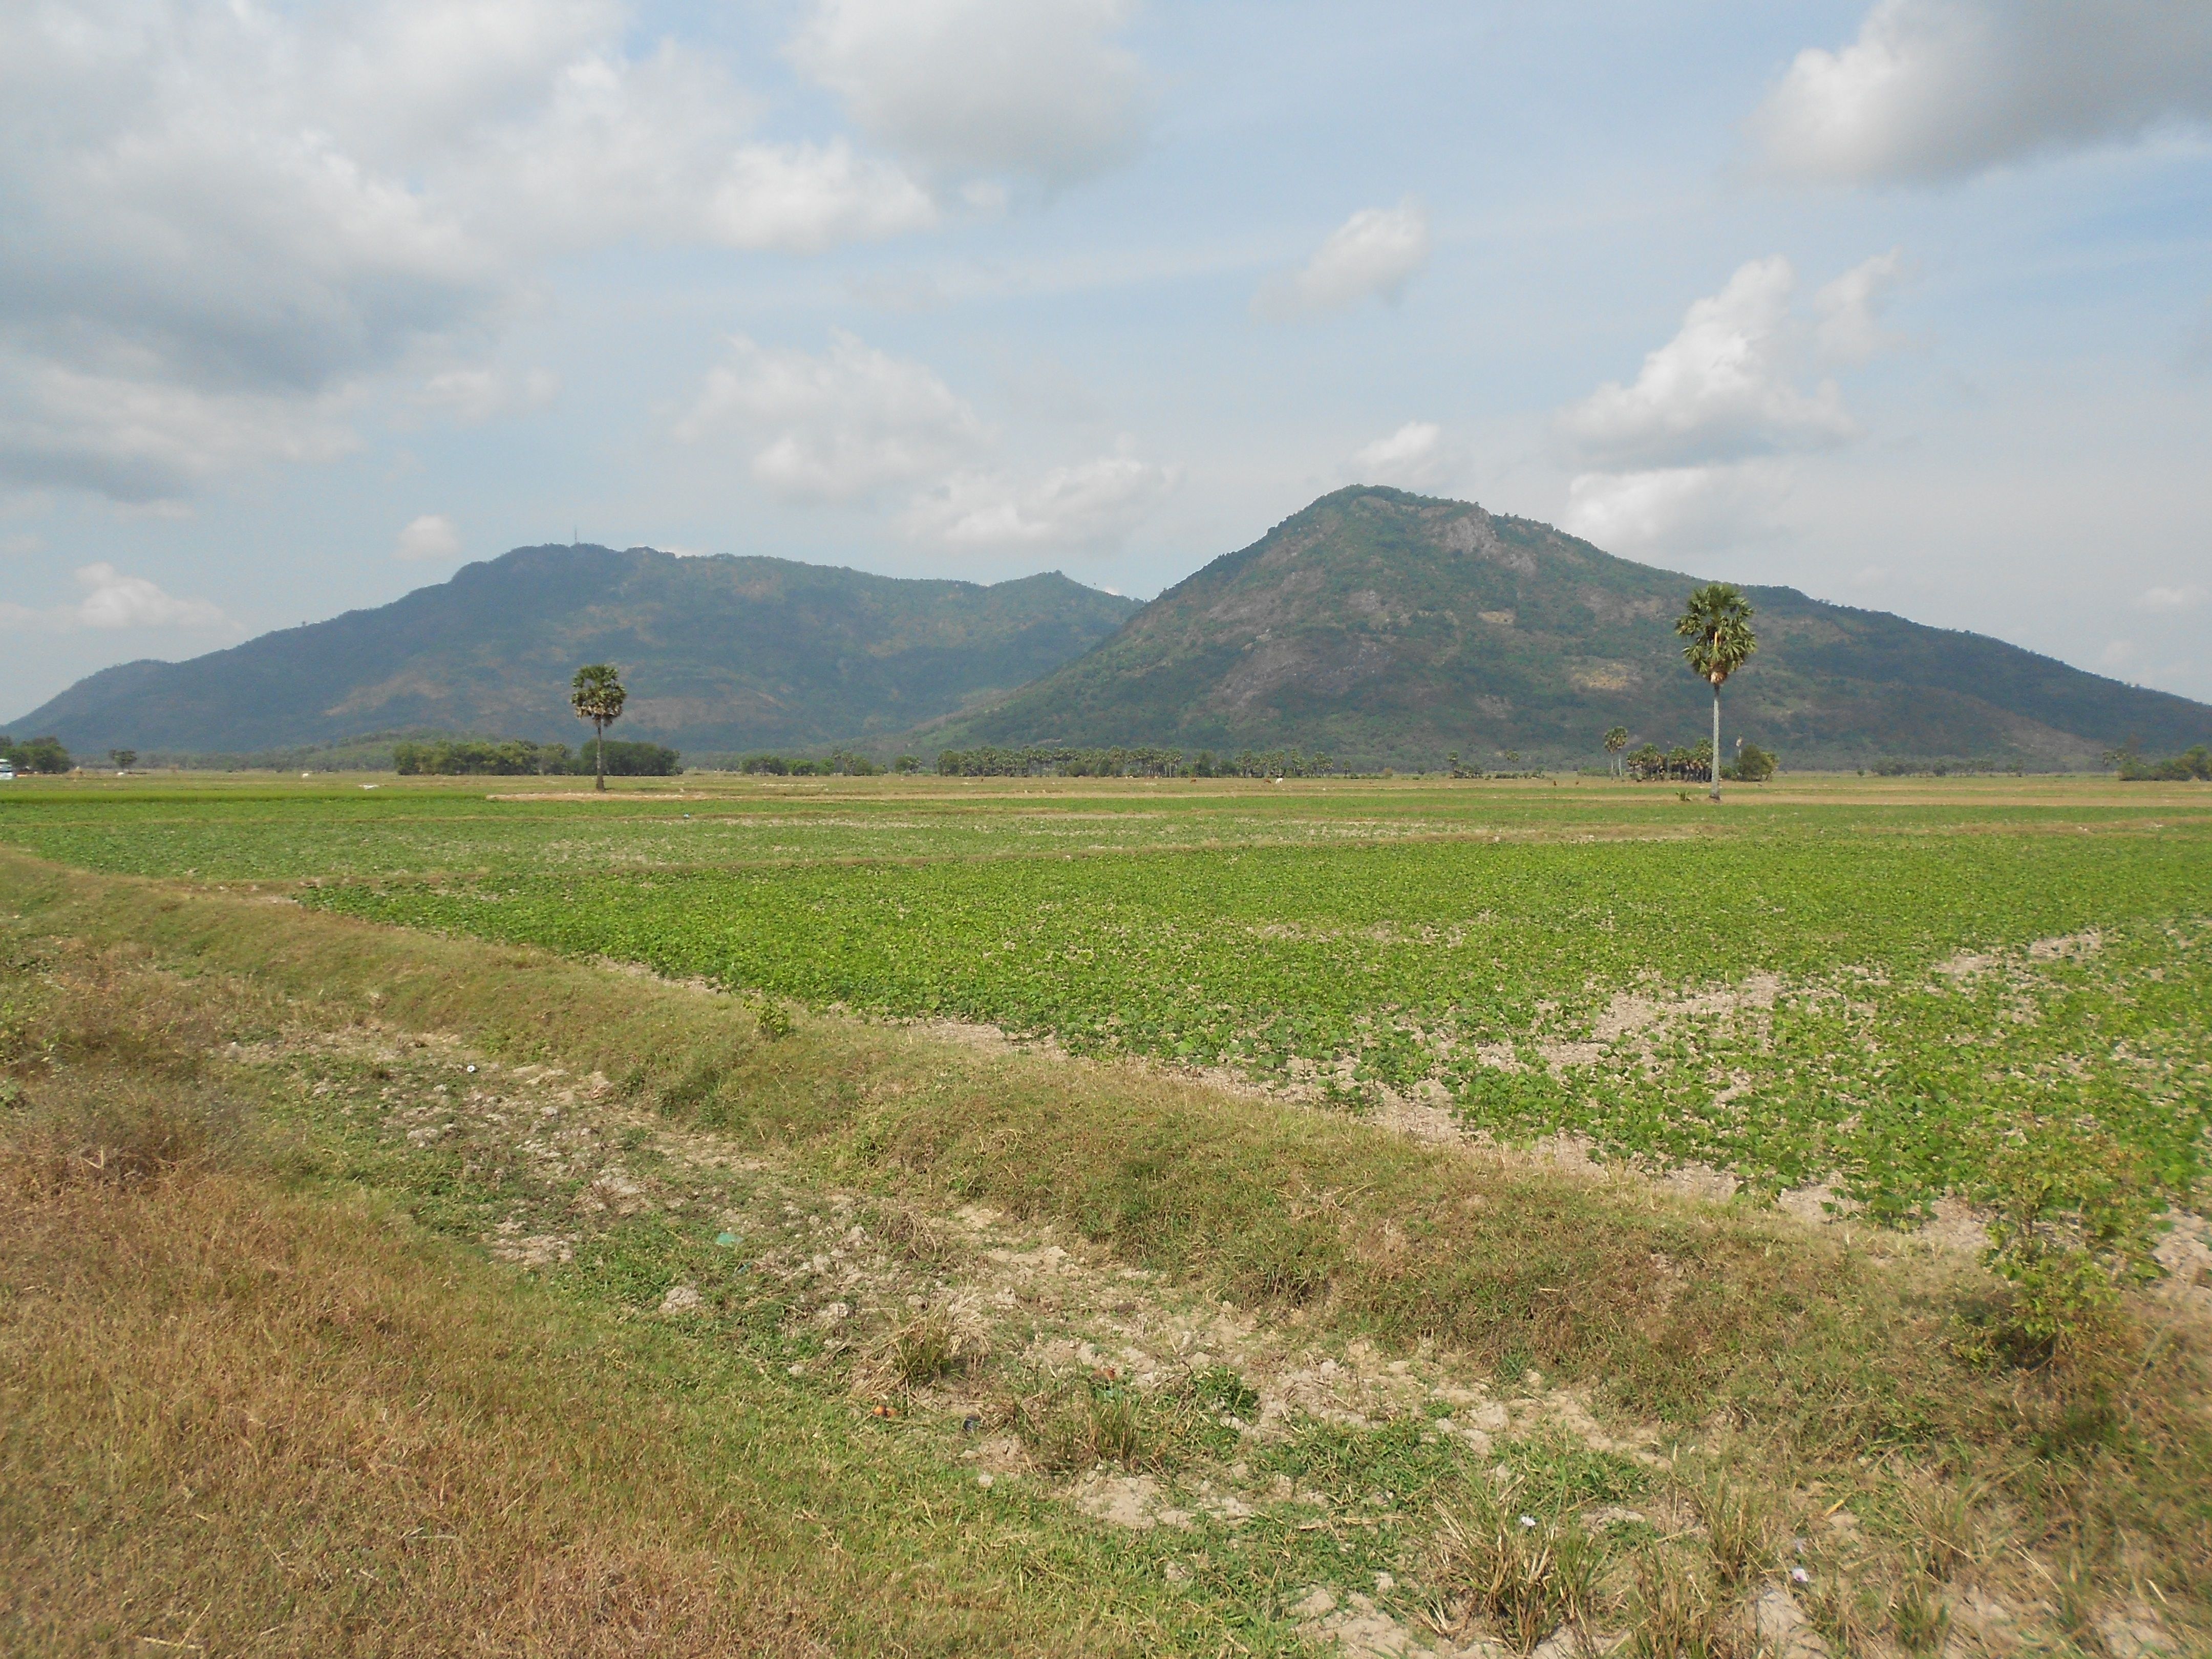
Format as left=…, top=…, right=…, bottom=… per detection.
left=1675, top=584, right=1756, bottom=803
left=570, top=664, right=628, bottom=792
left=1603, top=726, right=1628, bottom=780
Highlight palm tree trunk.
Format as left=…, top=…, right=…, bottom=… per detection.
left=594, top=717, right=606, bottom=791
left=1710, top=683, right=1722, bottom=803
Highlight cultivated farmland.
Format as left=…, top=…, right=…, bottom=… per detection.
left=3, top=770, right=2208, bottom=1656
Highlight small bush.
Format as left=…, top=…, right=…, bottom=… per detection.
left=1897, top=1479, right=1992, bottom=1581
left=655, top=1048, right=735, bottom=1115
left=1188, top=1364, right=1259, bottom=1419
left=870, top=1204, right=965, bottom=1271
left=1971, top=1125, right=2163, bottom=1369
left=1801, top=1571, right=1875, bottom=1658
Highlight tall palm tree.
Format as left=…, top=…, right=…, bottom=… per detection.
left=1674, top=584, right=1756, bottom=803
left=570, top=664, right=628, bottom=792
left=1603, top=726, right=1628, bottom=780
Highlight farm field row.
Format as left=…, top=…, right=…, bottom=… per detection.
left=7, top=774, right=2208, bottom=1222
left=2, top=770, right=2204, bottom=881
left=296, top=819, right=2212, bottom=1222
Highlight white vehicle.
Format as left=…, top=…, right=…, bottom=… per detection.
left=0, top=761, right=15, bottom=781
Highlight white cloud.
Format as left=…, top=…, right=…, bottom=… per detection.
left=1557, top=256, right=1913, bottom=559
left=1349, top=422, right=1448, bottom=490
left=0, top=0, right=936, bottom=505
left=73, top=562, right=226, bottom=628
left=790, top=0, right=1150, bottom=188
left=1255, top=199, right=1431, bottom=320
left=1563, top=464, right=1792, bottom=561
left=905, top=450, right=1177, bottom=553
left=2, top=562, right=227, bottom=632
left=395, top=514, right=464, bottom=562
left=1559, top=257, right=1860, bottom=471
left=1750, top=0, right=2212, bottom=184
left=2139, top=583, right=2205, bottom=611
left=415, top=367, right=561, bottom=425
left=0, top=349, right=361, bottom=503
left=677, top=331, right=990, bottom=503
left=1813, top=249, right=1910, bottom=365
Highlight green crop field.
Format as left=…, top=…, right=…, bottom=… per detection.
left=5, top=771, right=2207, bottom=1224
left=8, top=768, right=2212, bottom=1653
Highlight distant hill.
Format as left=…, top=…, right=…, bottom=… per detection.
left=10, top=545, right=1139, bottom=757
left=929, top=487, right=2210, bottom=769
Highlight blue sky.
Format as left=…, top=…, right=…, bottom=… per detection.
left=5, top=0, right=2210, bottom=716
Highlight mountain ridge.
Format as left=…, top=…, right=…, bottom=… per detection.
left=9, top=545, right=1140, bottom=757
left=924, top=486, right=2209, bottom=769
left=14, top=494, right=2206, bottom=769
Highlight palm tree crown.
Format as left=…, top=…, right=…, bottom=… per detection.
left=1675, top=583, right=1756, bottom=687
left=570, top=664, right=627, bottom=724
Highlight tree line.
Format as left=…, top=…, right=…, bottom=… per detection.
left=0, top=734, right=72, bottom=774
left=392, top=736, right=679, bottom=776
left=733, top=750, right=913, bottom=776
left=2114, top=743, right=2212, bottom=782
left=931, top=745, right=1333, bottom=778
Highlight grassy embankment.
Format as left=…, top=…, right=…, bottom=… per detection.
left=4, top=833, right=2208, bottom=1654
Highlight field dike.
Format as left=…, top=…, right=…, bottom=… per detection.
left=3, top=847, right=2208, bottom=1656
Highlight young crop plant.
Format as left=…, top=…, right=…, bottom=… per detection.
left=300, top=828, right=2212, bottom=1227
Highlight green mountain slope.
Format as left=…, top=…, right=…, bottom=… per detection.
left=10, top=545, right=1139, bottom=757
left=930, top=487, right=2210, bottom=769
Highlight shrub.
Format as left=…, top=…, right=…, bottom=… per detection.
left=1971, top=1125, right=2163, bottom=1367
left=3, top=1079, right=227, bottom=1197
left=1010, top=1375, right=1156, bottom=1471
left=1624, top=1552, right=1750, bottom=1659
left=879, top=1304, right=990, bottom=1387
left=1724, top=743, right=1777, bottom=782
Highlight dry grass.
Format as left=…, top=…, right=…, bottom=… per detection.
left=1620, top=1553, right=1753, bottom=1659
left=1, top=1136, right=817, bottom=1653
left=0, top=1072, right=1178, bottom=1655
left=1688, top=1471, right=1775, bottom=1591
left=1431, top=1477, right=1604, bottom=1653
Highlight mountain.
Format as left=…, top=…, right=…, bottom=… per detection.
left=928, top=487, right=2211, bottom=769
left=10, top=545, right=1140, bottom=758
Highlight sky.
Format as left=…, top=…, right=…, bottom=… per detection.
left=4, top=0, right=2210, bottom=717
